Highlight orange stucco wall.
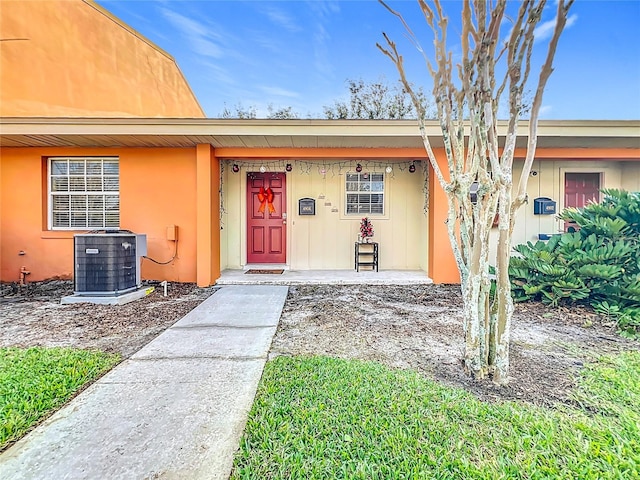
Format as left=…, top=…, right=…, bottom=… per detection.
left=428, top=151, right=460, bottom=284
left=0, top=0, right=204, bottom=118
left=1, top=144, right=638, bottom=285
left=0, top=147, right=199, bottom=283
left=195, top=145, right=221, bottom=287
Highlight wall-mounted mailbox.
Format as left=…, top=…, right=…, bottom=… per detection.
left=534, top=197, right=556, bottom=215
left=298, top=198, right=316, bottom=215
left=538, top=233, right=560, bottom=241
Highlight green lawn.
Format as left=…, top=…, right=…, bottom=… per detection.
left=232, top=353, right=640, bottom=480
left=0, top=347, right=120, bottom=450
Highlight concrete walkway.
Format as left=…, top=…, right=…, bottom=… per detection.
left=0, top=285, right=288, bottom=480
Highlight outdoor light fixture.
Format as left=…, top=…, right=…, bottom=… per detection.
left=355, top=163, right=363, bottom=173
left=385, top=165, right=393, bottom=174
left=285, top=163, right=293, bottom=172
left=259, top=165, right=267, bottom=173
left=320, top=167, right=326, bottom=175
left=409, top=162, right=416, bottom=173
left=232, top=164, right=240, bottom=173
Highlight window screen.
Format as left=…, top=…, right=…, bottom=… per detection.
left=345, top=172, right=384, bottom=215
left=49, top=157, right=120, bottom=229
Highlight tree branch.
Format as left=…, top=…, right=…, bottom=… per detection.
left=515, top=0, right=575, bottom=208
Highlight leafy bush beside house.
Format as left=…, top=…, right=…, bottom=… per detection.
left=509, top=189, right=640, bottom=336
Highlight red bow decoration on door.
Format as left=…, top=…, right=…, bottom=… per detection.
left=258, top=187, right=276, bottom=214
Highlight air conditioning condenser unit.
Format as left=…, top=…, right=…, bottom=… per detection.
left=74, top=232, right=147, bottom=296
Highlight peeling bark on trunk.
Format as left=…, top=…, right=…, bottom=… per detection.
left=379, top=0, right=574, bottom=384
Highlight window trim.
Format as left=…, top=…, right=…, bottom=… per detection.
left=343, top=171, right=386, bottom=217
left=47, top=156, right=120, bottom=231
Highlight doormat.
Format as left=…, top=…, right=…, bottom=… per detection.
left=245, top=269, right=284, bottom=275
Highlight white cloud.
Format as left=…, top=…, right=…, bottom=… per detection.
left=534, top=13, right=577, bottom=42
left=306, top=2, right=340, bottom=79
left=538, top=104, right=553, bottom=118
left=307, top=0, right=340, bottom=17
left=263, top=6, right=301, bottom=33
left=160, top=7, right=225, bottom=59
left=190, top=37, right=223, bottom=59
left=259, top=86, right=300, bottom=98
left=198, top=61, right=235, bottom=85
left=252, top=31, right=283, bottom=54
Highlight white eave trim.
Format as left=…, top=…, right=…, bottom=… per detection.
left=1, top=117, right=638, bottom=138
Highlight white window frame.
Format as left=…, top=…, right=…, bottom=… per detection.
left=48, top=157, right=120, bottom=230
left=345, top=171, right=385, bottom=215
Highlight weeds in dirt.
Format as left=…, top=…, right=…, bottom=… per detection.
left=0, top=347, right=119, bottom=450
left=232, top=354, right=640, bottom=479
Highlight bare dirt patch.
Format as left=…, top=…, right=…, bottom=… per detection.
left=0, top=281, right=216, bottom=358
left=2, top=281, right=637, bottom=407
left=270, top=284, right=639, bottom=408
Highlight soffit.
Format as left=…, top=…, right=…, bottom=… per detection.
left=1, top=118, right=638, bottom=151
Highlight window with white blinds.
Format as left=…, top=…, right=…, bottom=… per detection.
left=345, top=172, right=385, bottom=215
left=49, top=157, right=120, bottom=229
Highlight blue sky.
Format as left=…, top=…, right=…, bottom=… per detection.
left=98, top=0, right=640, bottom=119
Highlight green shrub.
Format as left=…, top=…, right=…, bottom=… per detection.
left=510, top=189, right=640, bottom=336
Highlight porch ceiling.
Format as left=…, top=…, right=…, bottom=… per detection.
left=1, top=118, right=639, bottom=152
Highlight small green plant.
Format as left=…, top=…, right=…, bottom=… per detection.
left=0, top=347, right=119, bottom=449
left=510, top=189, right=640, bottom=336
left=593, top=301, right=640, bottom=338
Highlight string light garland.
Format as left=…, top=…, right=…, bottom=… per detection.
left=224, top=159, right=421, bottom=177
left=219, top=162, right=227, bottom=230
left=422, top=161, right=430, bottom=215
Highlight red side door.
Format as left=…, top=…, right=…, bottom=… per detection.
left=565, top=173, right=600, bottom=208
left=564, top=172, right=600, bottom=232
left=247, top=172, right=286, bottom=264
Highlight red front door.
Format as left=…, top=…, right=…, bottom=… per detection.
left=564, top=172, right=600, bottom=232
left=247, top=172, right=286, bottom=264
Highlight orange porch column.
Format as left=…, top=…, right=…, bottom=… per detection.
left=428, top=152, right=460, bottom=284
left=196, top=144, right=221, bottom=286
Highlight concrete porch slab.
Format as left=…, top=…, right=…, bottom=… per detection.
left=217, top=269, right=433, bottom=285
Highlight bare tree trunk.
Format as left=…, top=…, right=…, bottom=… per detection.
left=492, top=184, right=515, bottom=383
left=379, top=0, right=574, bottom=384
